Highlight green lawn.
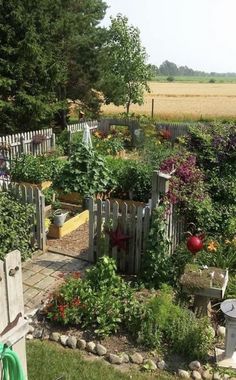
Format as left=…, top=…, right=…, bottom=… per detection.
left=27, top=341, right=176, bottom=380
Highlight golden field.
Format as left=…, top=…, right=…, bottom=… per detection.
left=101, top=82, right=236, bottom=121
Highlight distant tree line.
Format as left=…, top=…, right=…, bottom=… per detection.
left=149, top=60, right=236, bottom=78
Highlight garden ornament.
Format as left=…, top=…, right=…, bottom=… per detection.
left=185, top=223, right=205, bottom=254
left=105, top=226, right=131, bottom=251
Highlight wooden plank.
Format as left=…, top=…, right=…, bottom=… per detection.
left=40, top=193, right=46, bottom=252
left=96, top=199, right=103, bottom=258
left=135, top=206, right=143, bottom=274
left=4, top=250, right=24, bottom=320
left=111, top=201, right=119, bottom=264
left=88, top=197, right=95, bottom=262
left=151, top=170, right=158, bottom=210
left=128, top=204, right=136, bottom=274
left=34, top=187, right=41, bottom=249
left=120, top=202, right=128, bottom=272
left=143, top=206, right=151, bottom=254
left=0, top=260, right=9, bottom=333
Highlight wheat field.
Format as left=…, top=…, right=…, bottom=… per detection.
left=101, top=82, right=236, bottom=121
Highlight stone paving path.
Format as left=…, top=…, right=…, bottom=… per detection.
left=22, top=251, right=90, bottom=313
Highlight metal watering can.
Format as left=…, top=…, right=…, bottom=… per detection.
left=53, top=209, right=69, bottom=227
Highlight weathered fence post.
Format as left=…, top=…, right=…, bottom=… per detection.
left=0, top=250, right=28, bottom=379
left=20, top=136, right=26, bottom=155
left=151, top=170, right=171, bottom=210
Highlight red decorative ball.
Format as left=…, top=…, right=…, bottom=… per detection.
left=187, top=235, right=204, bottom=254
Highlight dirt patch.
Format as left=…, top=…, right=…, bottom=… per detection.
left=47, top=222, right=89, bottom=260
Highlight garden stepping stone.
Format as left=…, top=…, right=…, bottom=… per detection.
left=189, top=361, right=201, bottom=371
left=192, top=370, right=202, bottom=380
left=178, top=369, right=190, bottom=379
left=130, top=353, right=143, bottom=364
left=143, top=359, right=157, bottom=371
left=108, top=354, right=123, bottom=365
left=50, top=332, right=60, bottom=342
left=60, top=335, right=68, bottom=346
left=67, top=336, right=77, bottom=349
left=96, top=343, right=107, bottom=356
left=77, top=338, right=86, bottom=350
left=86, top=341, right=96, bottom=353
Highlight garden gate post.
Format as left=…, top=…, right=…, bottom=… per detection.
left=151, top=170, right=171, bottom=210
left=0, top=250, right=28, bottom=379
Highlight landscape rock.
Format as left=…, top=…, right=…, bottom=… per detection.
left=217, top=326, right=226, bottom=338
left=189, top=361, right=201, bottom=371
left=26, top=334, right=34, bottom=340
left=109, top=353, right=123, bottom=365
left=192, top=370, right=202, bottom=380
left=143, top=359, right=157, bottom=371
left=27, top=325, right=35, bottom=334
left=67, top=336, right=77, bottom=349
left=50, top=332, right=60, bottom=342
left=77, top=338, right=86, bottom=350
left=213, top=372, right=221, bottom=380
left=130, top=353, right=143, bottom=365
left=178, top=369, right=190, bottom=379
left=202, top=369, right=213, bottom=380
left=157, top=359, right=166, bottom=370
left=60, top=335, right=68, bottom=346
left=96, top=343, right=107, bottom=356
left=86, top=341, right=96, bottom=353
left=121, top=353, right=130, bottom=363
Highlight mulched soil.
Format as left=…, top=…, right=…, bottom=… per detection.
left=46, top=222, right=89, bottom=260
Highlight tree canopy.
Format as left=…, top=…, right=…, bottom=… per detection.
left=0, top=0, right=107, bottom=132
left=98, top=14, right=151, bottom=115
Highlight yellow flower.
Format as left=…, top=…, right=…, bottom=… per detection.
left=207, top=241, right=218, bottom=252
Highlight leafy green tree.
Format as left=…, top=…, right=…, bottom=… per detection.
left=99, top=14, right=151, bottom=115
left=0, top=0, right=107, bottom=132
left=159, top=60, right=179, bottom=76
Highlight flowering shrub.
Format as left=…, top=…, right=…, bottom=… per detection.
left=46, top=256, right=138, bottom=337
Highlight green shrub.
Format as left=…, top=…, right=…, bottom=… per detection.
left=0, top=192, right=34, bottom=260
left=10, top=154, right=65, bottom=184
left=129, top=285, right=214, bottom=360
left=46, top=256, right=138, bottom=337
left=53, top=144, right=113, bottom=197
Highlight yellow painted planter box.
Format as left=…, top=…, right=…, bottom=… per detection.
left=20, top=181, right=52, bottom=191
left=57, top=191, right=83, bottom=205
left=47, top=210, right=89, bottom=239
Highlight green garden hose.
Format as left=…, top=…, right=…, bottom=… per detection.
left=0, top=343, right=25, bottom=380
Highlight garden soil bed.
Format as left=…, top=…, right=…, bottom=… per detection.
left=47, top=222, right=89, bottom=260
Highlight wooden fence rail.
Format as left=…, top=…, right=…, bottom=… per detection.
left=88, top=198, right=151, bottom=274
left=0, top=250, right=28, bottom=379
left=0, top=181, right=46, bottom=252
left=156, top=122, right=190, bottom=142
left=67, top=120, right=98, bottom=134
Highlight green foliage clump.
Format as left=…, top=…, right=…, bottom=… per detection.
left=129, top=285, right=214, bottom=360
left=53, top=144, right=113, bottom=197
left=0, top=192, right=34, bottom=260
left=10, top=154, right=65, bottom=184
left=46, top=256, right=138, bottom=337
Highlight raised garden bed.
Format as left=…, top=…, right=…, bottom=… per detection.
left=47, top=202, right=89, bottom=239
left=57, top=190, right=83, bottom=205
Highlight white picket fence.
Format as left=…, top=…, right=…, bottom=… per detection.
left=0, top=250, right=28, bottom=379
left=0, top=181, right=46, bottom=252
left=66, top=120, right=98, bottom=134
left=0, top=128, right=56, bottom=160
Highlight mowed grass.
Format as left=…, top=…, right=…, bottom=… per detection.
left=101, top=82, right=236, bottom=121
left=27, top=340, right=176, bottom=380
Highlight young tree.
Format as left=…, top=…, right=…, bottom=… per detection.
left=99, top=14, right=151, bottom=115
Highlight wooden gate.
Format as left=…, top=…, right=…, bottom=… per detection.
left=0, top=250, right=28, bottom=379
left=88, top=198, right=151, bottom=274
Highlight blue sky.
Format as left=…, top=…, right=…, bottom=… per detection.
left=102, top=0, right=236, bottom=73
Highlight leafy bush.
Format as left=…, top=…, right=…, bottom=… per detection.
left=10, top=154, right=65, bottom=184
left=0, top=192, right=34, bottom=260
left=129, top=285, right=214, bottom=360
left=107, top=158, right=152, bottom=202
left=53, top=144, right=113, bottom=197
left=46, top=256, right=138, bottom=337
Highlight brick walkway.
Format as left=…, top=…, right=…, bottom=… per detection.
left=22, top=251, right=90, bottom=313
